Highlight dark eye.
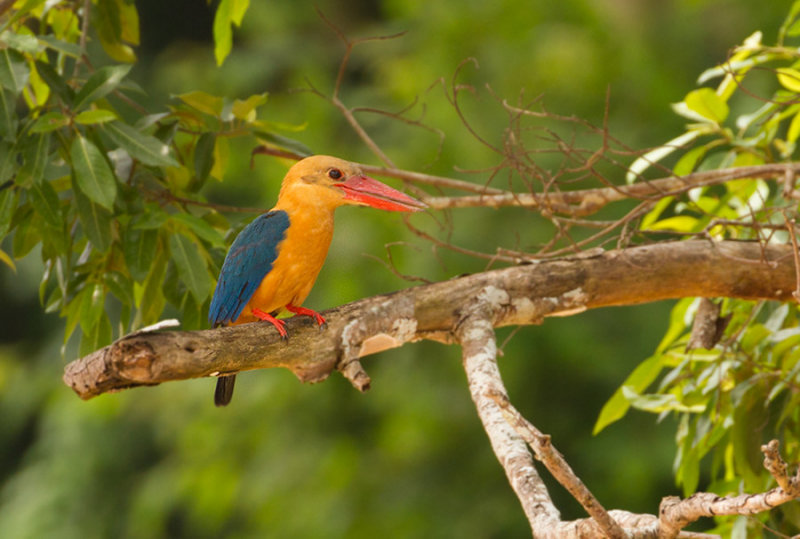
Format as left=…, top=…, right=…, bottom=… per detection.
left=328, top=168, right=343, bottom=180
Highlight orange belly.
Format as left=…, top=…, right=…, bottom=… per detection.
left=233, top=207, right=334, bottom=325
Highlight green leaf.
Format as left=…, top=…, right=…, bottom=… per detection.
left=0, top=88, right=18, bottom=141
left=176, top=90, right=223, bottom=117
left=37, top=35, right=83, bottom=57
left=136, top=247, right=167, bottom=326
left=12, top=208, right=40, bottom=258
left=105, top=270, right=134, bottom=307
left=17, top=134, right=50, bottom=187
left=0, top=248, right=14, bottom=271
left=79, top=314, right=112, bottom=357
left=27, top=180, right=62, bottom=229
left=70, top=134, right=117, bottom=210
left=626, top=130, right=700, bottom=184
left=73, top=64, right=132, bottom=112
left=684, top=88, right=729, bottom=123
left=29, top=111, right=70, bottom=133
left=169, top=233, right=211, bottom=304
left=673, top=146, right=707, bottom=177
left=640, top=196, right=673, bottom=230
left=72, top=177, right=113, bottom=253
left=232, top=92, right=267, bottom=122
left=642, top=215, right=699, bottom=233
left=193, top=132, right=216, bottom=183
left=0, top=187, right=16, bottom=239
left=594, top=354, right=664, bottom=433
left=621, top=386, right=706, bottom=414
left=102, top=121, right=179, bottom=167
left=124, top=226, right=157, bottom=281
left=213, top=0, right=250, bottom=66
left=170, top=213, right=225, bottom=247
left=254, top=131, right=313, bottom=157
left=0, top=48, right=30, bottom=94
left=777, top=67, right=800, bottom=93
left=79, top=282, right=106, bottom=333
left=1, top=31, right=43, bottom=54
left=75, top=109, right=119, bottom=125
left=34, top=60, right=75, bottom=103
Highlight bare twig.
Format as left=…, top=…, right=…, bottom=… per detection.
left=658, top=439, right=800, bottom=538
left=487, top=390, right=625, bottom=538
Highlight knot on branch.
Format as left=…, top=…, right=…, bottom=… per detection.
left=338, top=295, right=418, bottom=391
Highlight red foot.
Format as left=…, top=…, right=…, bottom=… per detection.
left=286, top=304, right=327, bottom=329
left=252, top=308, right=288, bottom=339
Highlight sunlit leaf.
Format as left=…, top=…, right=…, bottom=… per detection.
left=75, top=109, right=119, bottom=125
left=684, top=88, right=729, bottom=123
left=232, top=92, right=267, bottom=122
left=176, top=90, right=223, bottom=117
left=641, top=215, right=699, bottom=233
left=777, top=67, right=800, bottom=93
left=210, top=135, right=229, bottom=180
left=70, top=135, right=117, bottom=210
left=0, top=248, right=14, bottom=270
left=103, top=121, right=179, bottom=167
left=213, top=0, right=250, bottom=66
left=169, top=233, right=211, bottom=304
left=73, top=64, right=132, bottom=111
left=626, top=130, right=700, bottom=184
left=594, top=354, right=664, bottom=433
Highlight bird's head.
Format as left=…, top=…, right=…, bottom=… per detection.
left=278, top=155, right=426, bottom=212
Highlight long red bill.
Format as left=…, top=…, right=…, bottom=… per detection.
left=336, top=175, right=427, bottom=212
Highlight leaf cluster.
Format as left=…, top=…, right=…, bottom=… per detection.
left=0, top=0, right=301, bottom=355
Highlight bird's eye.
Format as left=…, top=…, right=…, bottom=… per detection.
left=328, top=168, right=343, bottom=181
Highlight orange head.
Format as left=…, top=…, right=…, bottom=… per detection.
left=276, top=155, right=426, bottom=212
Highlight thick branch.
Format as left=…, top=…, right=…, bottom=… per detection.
left=455, top=293, right=560, bottom=534
left=63, top=240, right=797, bottom=399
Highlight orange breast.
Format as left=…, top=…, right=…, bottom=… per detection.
left=234, top=205, right=335, bottom=324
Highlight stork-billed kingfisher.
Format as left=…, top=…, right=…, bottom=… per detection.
left=208, top=155, right=426, bottom=406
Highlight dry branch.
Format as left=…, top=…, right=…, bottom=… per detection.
left=64, top=239, right=796, bottom=399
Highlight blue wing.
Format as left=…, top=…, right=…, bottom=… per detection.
left=208, top=210, right=290, bottom=326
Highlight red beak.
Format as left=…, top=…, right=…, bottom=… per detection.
left=336, top=175, right=426, bottom=212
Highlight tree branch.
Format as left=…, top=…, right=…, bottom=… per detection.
left=455, top=291, right=561, bottom=534
left=64, top=239, right=796, bottom=398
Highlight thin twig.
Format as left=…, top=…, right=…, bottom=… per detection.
left=488, top=391, right=626, bottom=538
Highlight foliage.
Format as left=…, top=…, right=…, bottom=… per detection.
left=0, top=0, right=312, bottom=356
left=596, top=4, right=800, bottom=534
left=0, top=0, right=798, bottom=537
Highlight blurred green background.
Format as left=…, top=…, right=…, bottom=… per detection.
left=0, top=1, right=790, bottom=537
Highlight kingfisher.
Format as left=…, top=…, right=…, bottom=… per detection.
left=208, top=155, right=426, bottom=406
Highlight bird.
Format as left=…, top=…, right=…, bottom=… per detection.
left=208, top=155, right=426, bottom=406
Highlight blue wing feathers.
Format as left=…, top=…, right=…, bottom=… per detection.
left=208, top=210, right=290, bottom=326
